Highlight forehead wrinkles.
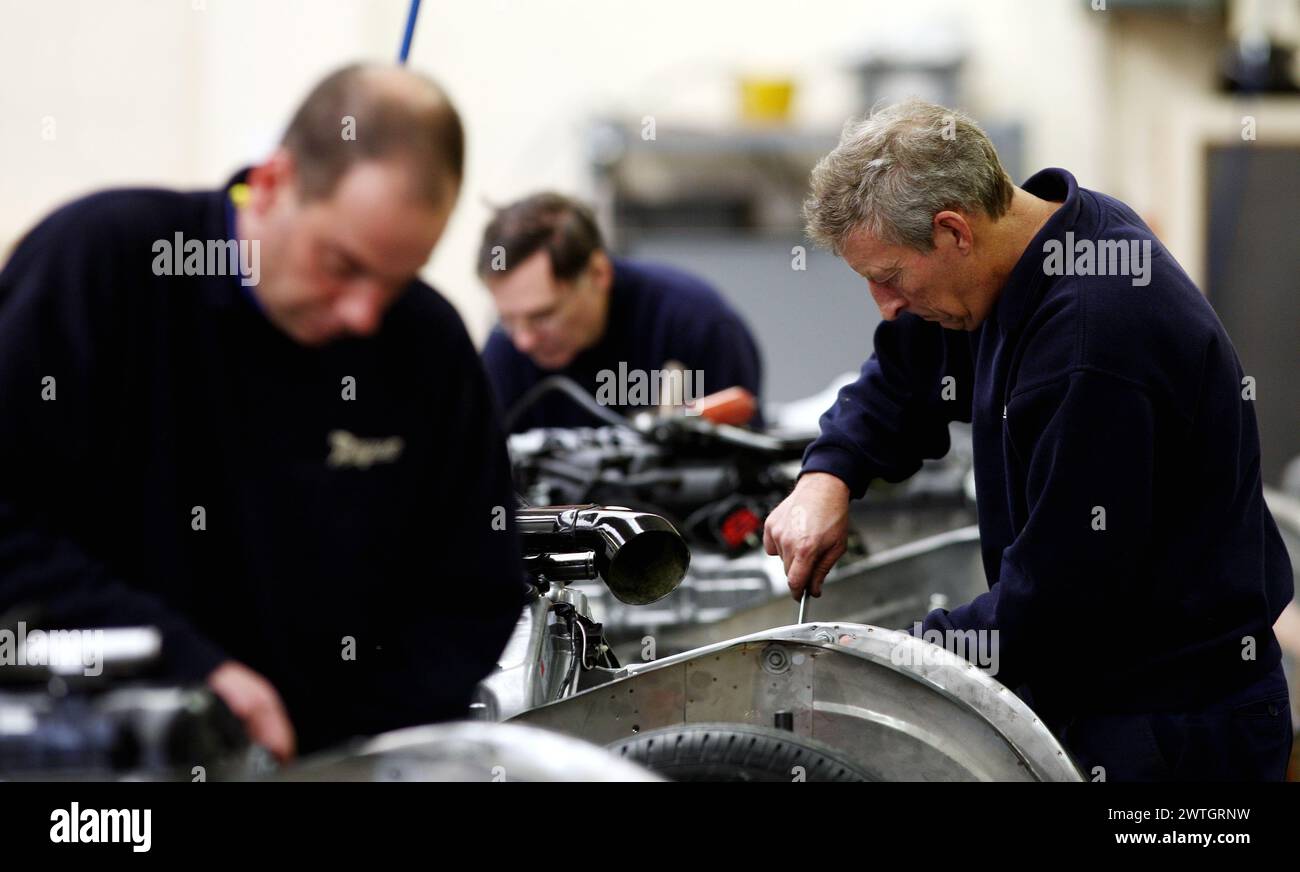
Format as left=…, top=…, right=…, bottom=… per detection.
left=495, top=283, right=562, bottom=322
left=323, top=205, right=435, bottom=284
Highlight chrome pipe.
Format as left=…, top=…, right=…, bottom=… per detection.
left=520, top=551, right=597, bottom=583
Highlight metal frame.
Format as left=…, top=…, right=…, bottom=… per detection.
left=513, top=622, right=1084, bottom=782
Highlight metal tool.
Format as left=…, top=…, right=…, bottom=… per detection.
left=797, top=589, right=808, bottom=624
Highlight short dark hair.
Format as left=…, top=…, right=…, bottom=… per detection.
left=477, top=192, right=604, bottom=281
left=281, top=63, right=464, bottom=204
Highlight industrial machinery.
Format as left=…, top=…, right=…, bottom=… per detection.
left=506, top=377, right=978, bottom=649
left=473, top=503, right=691, bottom=721
left=0, top=626, right=254, bottom=780
left=475, top=503, right=1082, bottom=782
left=519, top=623, right=1084, bottom=782
left=276, top=721, right=664, bottom=782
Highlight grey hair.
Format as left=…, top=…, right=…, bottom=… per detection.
left=803, top=99, right=1014, bottom=253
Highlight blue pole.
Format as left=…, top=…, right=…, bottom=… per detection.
left=398, top=0, right=422, bottom=64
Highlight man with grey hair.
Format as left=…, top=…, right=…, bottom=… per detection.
left=764, top=99, right=1292, bottom=780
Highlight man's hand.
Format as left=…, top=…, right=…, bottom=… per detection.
left=207, top=660, right=297, bottom=763
left=763, top=472, right=852, bottom=601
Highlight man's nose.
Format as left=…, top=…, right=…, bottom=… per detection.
left=336, top=283, right=386, bottom=337
left=869, top=282, right=907, bottom=321
left=513, top=325, right=540, bottom=354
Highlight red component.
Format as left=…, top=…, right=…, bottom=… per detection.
left=720, top=506, right=763, bottom=550
left=691, top=387, right=757, bottom=426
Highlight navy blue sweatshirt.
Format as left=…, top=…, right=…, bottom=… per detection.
left=0, top=181, right=524, bottom=753
left=481, top=257, right=763, bottom=432
left=802, top=168, right=1292, bottom=714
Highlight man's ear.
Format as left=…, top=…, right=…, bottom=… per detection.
left=245, top=147, right=297, bottom=215
left=933, top=210, right=973, bottom=254
left=586, top=248, right=614, bottom=292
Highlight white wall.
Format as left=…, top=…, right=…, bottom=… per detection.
left=0, top=0, right=1144, bottom=344
left=0, top=0, right=405, bottom=253
left=409, top=0, right=1112, bottom=340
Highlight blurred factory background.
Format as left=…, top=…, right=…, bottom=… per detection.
left=1, top=0, right=1297, bottom=484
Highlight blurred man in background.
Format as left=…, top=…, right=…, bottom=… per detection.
left=0, top=64, right=523, bottom=759
left=478, top=192, right=764, bottom=432
left=763, top=99, right=1293, bottom=781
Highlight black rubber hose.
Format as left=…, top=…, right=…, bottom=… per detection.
left=504, top=375, right=630, bottom=433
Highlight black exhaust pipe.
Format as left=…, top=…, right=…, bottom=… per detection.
left=515, top=505, right=690, bottom=605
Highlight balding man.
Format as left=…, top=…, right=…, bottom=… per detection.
left=763, top=100, right=1293, bottom=781
left=0, top=64, right=523, bottom=758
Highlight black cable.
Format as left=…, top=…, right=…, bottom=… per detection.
left=504, top=375, right=631, bottom=433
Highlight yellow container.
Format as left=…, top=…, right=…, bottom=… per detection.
left=739, top=77, right=795, bottom=124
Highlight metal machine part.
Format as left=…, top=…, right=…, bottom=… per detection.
left=0, top=625, right=254, bottom=780
left=519, top=550, right=596, bottom=583
left=513, top=622, right=1083, bottom=782
left=601, top=525, right=986, bottom=660
left=485, top=505, right=1078, bottom=782
left=570, top=546, right=787, bottom=632
left=0, top=685, right=252, bottom=780
left=0, top=625, right=164, bottom=688
left=516, top=504, right=690, bottom=605
left=510, top=421, right=976, bottom=638
left=276, top=721, right=662, bottom=782
left=477, top=504, right=690, bottom=722
left=510, top=420, right=972, bottom=543
left=475, top=580, right=605, bottom=721
left=509, top=422, right=806, bottom=554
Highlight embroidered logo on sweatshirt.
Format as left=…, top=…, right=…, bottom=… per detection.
left=326, top=430, right=404, bottom=470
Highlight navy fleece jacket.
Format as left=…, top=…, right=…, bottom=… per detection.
left=802, top=168, right=1292, bottom=714
left=0, top=179, right=524, bottom=753
left=482, top=257, right=763, bottom=432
